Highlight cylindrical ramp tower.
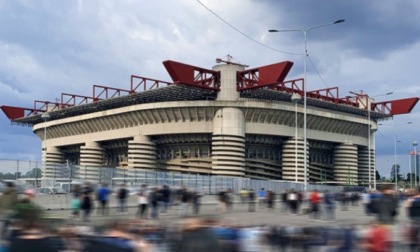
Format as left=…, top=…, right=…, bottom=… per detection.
left=79, top=142, right=103, bottom=182
left=128, top=135, right=156, bottom=169
left=212, top=108, right=245, bottom=176
left=334, top=141, right=358, bottom=185
left=282, top=137, right=306, bottom=182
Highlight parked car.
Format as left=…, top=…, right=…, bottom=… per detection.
left=35, top=187, right=67, bottom=195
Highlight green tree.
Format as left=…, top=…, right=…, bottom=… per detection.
left=24, top=168, right=42, bottom=178
left=376, top=170, right=381, bottom=180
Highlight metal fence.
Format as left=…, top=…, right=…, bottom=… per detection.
left=0, top=158, right=344, bottom=194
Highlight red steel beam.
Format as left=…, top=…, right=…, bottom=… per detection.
left=61, top=93, right=97, bottom=107
left=162, top=60, right=220, bottom=91
left=237, top=61, right=293, bottom=91
left=0, top=105, right=42, bottom=120
left=130, top=75, right=172, bottom=93
left=308, top=87, right=340, bottom=103
left=373, top=97, right=419, bottom=115
left=268, top=78, right=304, bottom=95
left=93, top=85, right=130, bottom=100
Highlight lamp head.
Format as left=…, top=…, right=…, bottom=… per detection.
left=268, top=29, right=279, bottom=33
left=334, top=19, right=345, bottom=24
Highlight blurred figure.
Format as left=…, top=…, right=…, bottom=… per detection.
left=323, top=190, right=335, bottom=221
left=81, top=182, right=94, bottom=222
left=281, top=189, right=289, bottom=213
left=363, top=222, right=391, bottom=252
left=160, top=185, right=171, bottom=214
left=96, top=183, right=111, bottom=216
left=404, top=186, right=420, bottom=250
left=116, top=183, right=129, bottom=213
left=248, top=188, right=255, bottom=212
left=217, top=189, right=227, bottom=213
left=240, top=188, right=248, bottom=204
left=0, top=182, right=18, bottom=237
left=258, top=188, right=266, bottom=209
left=179, top=186, right=191, bottom=217
left=376, top=185, right=398, bottom=225
left=136, top=184, right=149, bottom=219
left=70, top=192, right=81, bottom=220
left=288, top=189, right=299, bottom=215
left=0, top=181, right=18, bottom=217
left=309, top=190, right=321, bottom=220
left=363, top=190, right=372, bottom=215
left=192, top=191, right=202, bottom=215
left=149, top=187, right=160, bottom=219
left=266, top=190, right=274, bottom=209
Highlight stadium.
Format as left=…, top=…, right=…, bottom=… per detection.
left=1, top=58, right=418, bottom=186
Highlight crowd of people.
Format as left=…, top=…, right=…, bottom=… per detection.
left=2, top=181, right=420, bottom=251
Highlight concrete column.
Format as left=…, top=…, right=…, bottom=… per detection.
left=42, top=146, right=64, bottom=181
left=128, top=135, right=156, bottom=169
left=358, top=146, right=375, bottom=186
left=282, top=137, right=305, bottom=182
left=212, top=108, right=245, bottom=176
left=334, top=141, right=358, bottom=185
left=79, top=142, right=103, bottom=182
left=212, top=63, right=244, bottom=101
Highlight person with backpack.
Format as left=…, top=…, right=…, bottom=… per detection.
left=117, top=184, right=129, bottom=213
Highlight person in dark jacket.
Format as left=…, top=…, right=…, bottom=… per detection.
left=375, top=185, right=398, bottom=225
left=81, top=182, right=94, bottom=221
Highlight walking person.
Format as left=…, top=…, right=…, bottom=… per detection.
left=149, top=187, right=160, bottom=219
left=160, top=185, right=171, bottom=214
left=258, top=188, right=266, bottom=209
left=117, top=184, right=129, bottom=213
left=70, top=184, right=82, bottom=220
left=248, top=188, right=256, bottom=212
left=96, top=183, right=111, bottom=216
left=192, top=191, right=202, bottom=215
left=0, top=181, right=18, bottom=237
left=136, top=184, right=149, bottom=219
left=405, top=186, right=420, bottom=251
left=323, top=190, right=335, bottom=221
left=81, top=182, right=94, bottom=222
left=309, top=190, right=321, bottom=220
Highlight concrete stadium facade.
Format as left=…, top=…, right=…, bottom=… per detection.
left=4, top=59, right=418, bottom=186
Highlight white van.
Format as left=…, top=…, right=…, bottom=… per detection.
left=54, top=181, right=83, bottom=193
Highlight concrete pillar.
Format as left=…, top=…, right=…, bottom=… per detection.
left=42, top=146, right=64, bottom=181
left=282, top=137, right=305, bottom=182
left=212, top=108, right=245, bottom=176
left=358, top=146, right=375, bottom=187
left=128, top=135, right=156, bottom=169
left=212, top=63, right=244, bottom=101
left=334, top=141, right=358, bottom=185
left=79, top=142, right=103, bottom=182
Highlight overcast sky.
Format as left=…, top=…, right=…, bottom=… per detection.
left=1, top=0, right=419, bottom=178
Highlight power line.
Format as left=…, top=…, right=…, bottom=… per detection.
left=197, top=0, right=332, bottom=88
left=196, top=0, right=301, bottom=56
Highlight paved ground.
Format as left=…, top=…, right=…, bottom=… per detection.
left=43, top=197, right=411, bottom=243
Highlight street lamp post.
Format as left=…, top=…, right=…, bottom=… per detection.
left=394, top=135, right=398, bottom=190
left=414, top=141, right=418, bottom=188
left=269, top=19, right=345, bottom=190
left=291, top=93, right=302, bottom=182
left=41, top=112, right=51, bottom=184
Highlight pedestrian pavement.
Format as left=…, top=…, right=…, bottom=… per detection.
left=43, top=198, right=411, bottom=244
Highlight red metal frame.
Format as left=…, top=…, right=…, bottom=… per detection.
left=0, top=106, right=42, bottom=120
left=373, top=97, right=419, bottom=115
left=162, top=60, right=220, bottom=91
left=130, top=75, right=172, bottom=93
left=1, top=59, right=419, bottom=121
left=61, top=93, right=98, bottom=106
left=93, top=85, right=130, bottom=100
left=237, top=61, right=293, bottom=91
